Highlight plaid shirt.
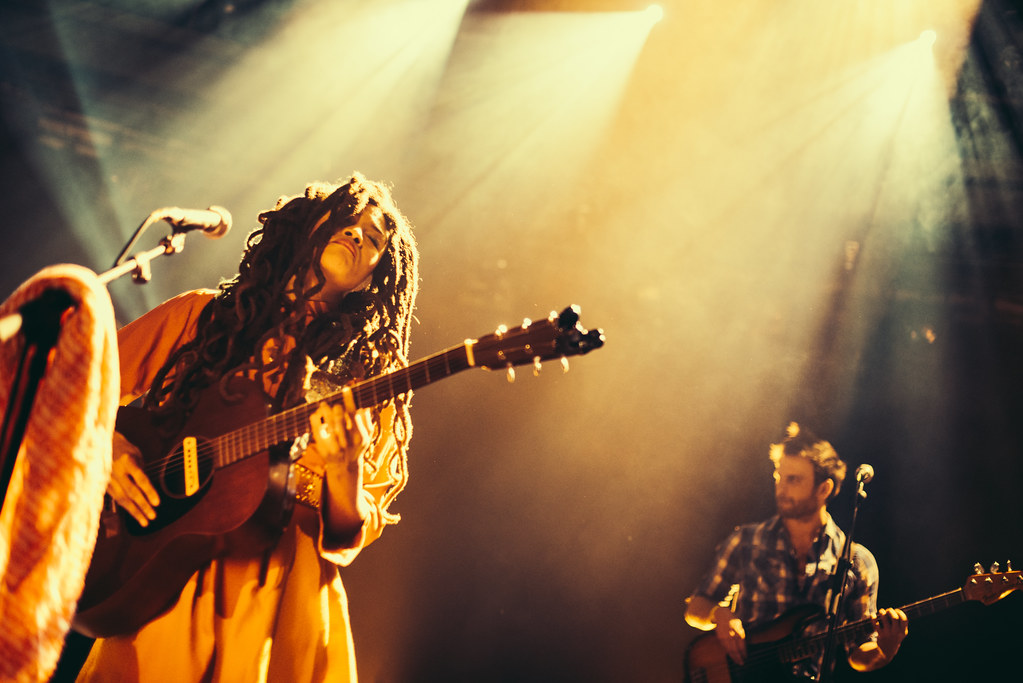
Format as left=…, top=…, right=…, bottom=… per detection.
left=693, top=513, right=878, bottom=645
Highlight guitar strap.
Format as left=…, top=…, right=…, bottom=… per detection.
left=790, top=523, right=830, bottom=603
left=822, top=524, right=850, bottom=621
left=796, top=534, right=824, bottom=598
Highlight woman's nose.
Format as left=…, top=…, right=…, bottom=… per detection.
left=344, top=227, right=362, bottom=244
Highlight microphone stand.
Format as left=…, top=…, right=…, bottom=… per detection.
left=816, top=474, right=869, bottom=682
left=0, top=221, right=188, bottom=513
left=100, top=231, right=187, bottom=285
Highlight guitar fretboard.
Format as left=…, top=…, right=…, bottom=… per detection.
left=781, top=589, right=965, bottom=662
left=210, top=343, right=475, bottom=468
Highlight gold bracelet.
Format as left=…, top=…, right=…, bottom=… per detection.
left=292, top=462, right=323, bottom=510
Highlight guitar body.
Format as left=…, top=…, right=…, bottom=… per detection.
left=73, top=383, right=295, bottom=638
left=684, top=606, right=823, bottom=683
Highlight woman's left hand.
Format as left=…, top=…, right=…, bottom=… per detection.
left=306, top=403, right=373, bottom=544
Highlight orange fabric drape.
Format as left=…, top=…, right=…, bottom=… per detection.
left=0, top=265, right=119, bottom=683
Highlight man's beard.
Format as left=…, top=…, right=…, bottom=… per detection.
left=776, top=495, right=819, bottom=520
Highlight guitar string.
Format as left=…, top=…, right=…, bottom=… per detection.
left=132, top=324, right=577, bottom=488
left=133, top=330, right=553, bottom=480
left=135, top=354, right=456, bottom=483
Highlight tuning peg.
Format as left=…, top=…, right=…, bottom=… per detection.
left=533, top=356, right=542, bottom=376
left=521, top=318, right=532, bottom=329
left=974, top=562, right=984, bottom=575
left=990, top=562, right=1000, bottom=574
left=506, top=364, right=515, bottom=383
left=560, top=357, right=570, bottom=373
left=1007, top=560, right=1013, bottom=572
left=557, top=305, right=580, bottom=329
left=495, top=324, right=508, bottom=336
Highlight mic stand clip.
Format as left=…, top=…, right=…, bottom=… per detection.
left=98, top=231, right=186, bottom=286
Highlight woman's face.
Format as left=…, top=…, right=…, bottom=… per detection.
left=309, top=204, right=390, bottom=304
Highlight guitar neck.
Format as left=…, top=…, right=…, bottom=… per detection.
left=785, top=588, right=965, bottom=661
left=845, top=588, right=964, bottom=643
left=213, top=342, right=475, bottom=467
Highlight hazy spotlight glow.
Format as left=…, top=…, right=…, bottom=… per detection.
left=918, top=29, right=937, bottom=49
left=407, top=9, right=657, bottom=227
left=154, top=0, right=469, bottom=198
left=645, top=5, right=664, bottom=24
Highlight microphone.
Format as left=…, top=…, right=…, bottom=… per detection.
left=156, top=206, right=232, bottom=239
left=855, top=463, right=874, bottom=484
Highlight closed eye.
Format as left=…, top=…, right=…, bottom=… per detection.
left=367, top=226, right=387, bottom=249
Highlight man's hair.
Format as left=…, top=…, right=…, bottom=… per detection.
left=768, top=422, right=847, bottom=499
left=144, top=172, right=420, bottom=519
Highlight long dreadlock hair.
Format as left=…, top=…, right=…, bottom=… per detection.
left=144, top=173, right=420, bottom=520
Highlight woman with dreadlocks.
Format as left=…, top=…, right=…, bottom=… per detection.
left=77, top=173, right=419, bottom=682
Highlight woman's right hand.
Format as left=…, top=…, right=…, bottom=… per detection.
left=107, top=430, right=161, bottom=526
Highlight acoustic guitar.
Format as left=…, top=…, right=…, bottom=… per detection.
left=72, top=306, right=603, bottom=638
left=684, top=566, right=1022, bottom=683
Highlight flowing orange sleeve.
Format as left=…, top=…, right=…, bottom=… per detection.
left=310, top=401, right=407, bottom=567
left=117, top=290, right=217, bottom=404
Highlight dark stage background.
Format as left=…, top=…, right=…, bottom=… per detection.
left=1, top=1, right=1021, bottom=681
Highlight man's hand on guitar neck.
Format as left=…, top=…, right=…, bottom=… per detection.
left=107, top=430, right=161, bottom=526
left=848, top=607, right=909, bottom=671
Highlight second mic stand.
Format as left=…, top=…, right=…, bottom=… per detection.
left=816, top=474, right=869, bottom=682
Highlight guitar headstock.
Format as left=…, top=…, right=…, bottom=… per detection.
left=471, top=305, right=604, bottom=377
left=963, top=562, right=1023, bottom=605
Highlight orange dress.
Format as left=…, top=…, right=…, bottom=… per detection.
left=77, top=290, right=406, bottom=682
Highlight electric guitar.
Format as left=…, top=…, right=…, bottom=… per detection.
left=72, top=306, right=604, bottom=638
left=684, top=566, right=1022, bottom=683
